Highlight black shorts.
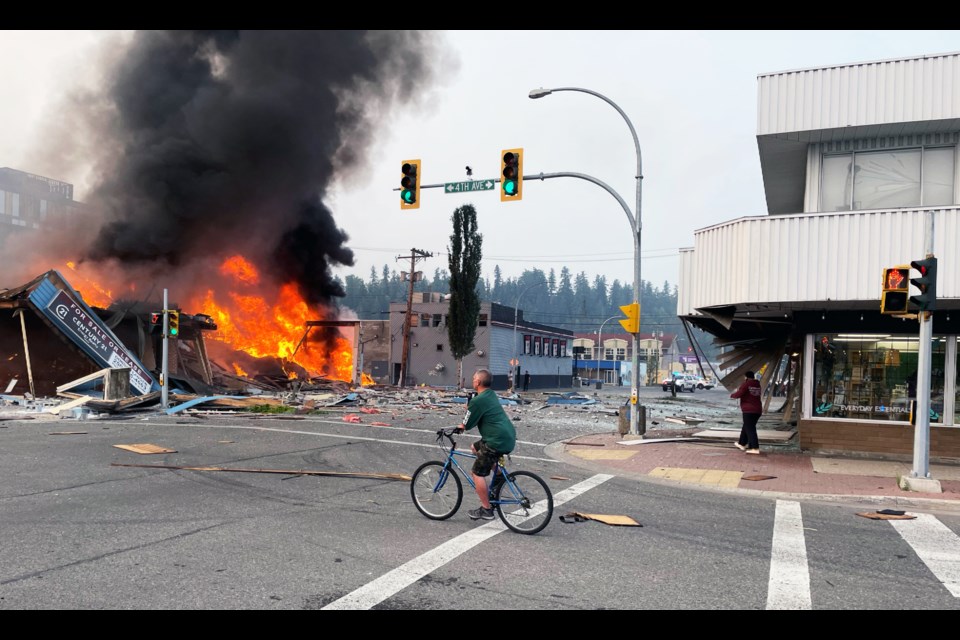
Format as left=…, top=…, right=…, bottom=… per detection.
left=472, top=440, right=504, bottom=477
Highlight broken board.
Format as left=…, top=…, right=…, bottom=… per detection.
left=113, top=444, right=177, bottom=454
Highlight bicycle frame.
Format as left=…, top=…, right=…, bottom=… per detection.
left=433, top=433, right=526, bottom=508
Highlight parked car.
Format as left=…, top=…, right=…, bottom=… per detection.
left=662, top=375, right=697, bottom=392
left=694, top=377, right=716, bottom=390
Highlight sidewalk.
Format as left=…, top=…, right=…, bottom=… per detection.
left=548, top=430, right=960, bottom=512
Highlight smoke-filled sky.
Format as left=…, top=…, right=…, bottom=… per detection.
left=0, top=29, right=451, bottom=309
left=3, top=30, right=960, bottom=300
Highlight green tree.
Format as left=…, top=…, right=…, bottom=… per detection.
left=447, top=204, right=483, bottom=388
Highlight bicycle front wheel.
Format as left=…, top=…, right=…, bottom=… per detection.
left=411, top=461, right=463, bottom=520
left=494, top=471, right=553, bottom=534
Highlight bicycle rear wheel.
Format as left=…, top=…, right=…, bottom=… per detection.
left=411, top=461, right=463, bottom=520
left=494, top=471, right=553, bottom=534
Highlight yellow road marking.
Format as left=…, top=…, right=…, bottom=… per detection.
left=650, top=467, right=743, bottom=488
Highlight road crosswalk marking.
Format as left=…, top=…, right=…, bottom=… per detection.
left=322, top=474, right=615, bottom=610
left=890, top=513, right=960, bottom=598
left=767, top=500, right=812, bottom=609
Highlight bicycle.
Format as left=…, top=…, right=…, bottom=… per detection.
left=410, top=427, right=554, bottom=535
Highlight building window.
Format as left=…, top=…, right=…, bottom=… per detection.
left=605, top=348, right=614, bottom=360
left=421, top=313, right=431, bottom=327
left=560, top=340, right=567, bottom=358
left=812, top=333, right=946, bottom=422
left=40, top=199, right=47, bottom=218
left=552, top=339, right=559, bottom=357
left=12, top=193, right=19, bottom=217
left=523, top=335, right=531, bottom=355
left=433, top=314, right=442, bottom=327
left=436, top=344, right=443, bottom=352
left=821, top=146, right=955, bottom=212
left=478, top=314, right=488, bottom=327
left=534, top=336, right=541, bottom=356
left=0, top=189, right=5, bottom=214
left=617, top=348, right=626, bottom=361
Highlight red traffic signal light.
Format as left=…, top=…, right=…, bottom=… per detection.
left=910, top=257, right=938, bottom=311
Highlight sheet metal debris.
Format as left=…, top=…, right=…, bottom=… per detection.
left=742, top=474, right=777, bottom=481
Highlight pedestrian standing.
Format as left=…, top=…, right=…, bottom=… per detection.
left=522, top=370, right=530, bottom=391
left=731, top=370, right=762, bottom=454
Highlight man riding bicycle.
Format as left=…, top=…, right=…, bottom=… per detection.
left=456, top=368, right=516, bottom=521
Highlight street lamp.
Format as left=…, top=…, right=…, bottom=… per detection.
left=530, top=86, right=643, bottom=434
left=597, top=315, right=619, bottom=385
left=512, top=281, right=547, bottom=390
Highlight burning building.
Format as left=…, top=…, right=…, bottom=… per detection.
left=0, top=30, right=448, bottom=393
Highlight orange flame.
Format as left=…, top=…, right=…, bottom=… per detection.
left=191, top=257, right=356, bottom=382
left=233, top=363, right=248, bottom=377
left=361, top=372, right=375, bottom=386
left=63, top=261, right=114, bottom=308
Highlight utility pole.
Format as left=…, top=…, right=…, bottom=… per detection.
left=398, top=248, right=432, bottom=387
left=161, top=288, right=169, bottom=409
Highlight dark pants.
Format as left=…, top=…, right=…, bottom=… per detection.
left=738, top=412, right=761, bottom=449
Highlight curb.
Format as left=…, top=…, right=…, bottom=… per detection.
left=543, top=440, right=960, bottom=515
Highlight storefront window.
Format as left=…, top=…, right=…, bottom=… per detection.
left=813, top=333, right=946, bottom=422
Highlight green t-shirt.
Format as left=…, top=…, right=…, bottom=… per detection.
left=462, top=388, right=516, bottom=453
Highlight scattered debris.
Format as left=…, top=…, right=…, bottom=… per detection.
left=664, top=416, right=705, bottom=426
left=164, top=395, right=249, bottom=414
left=550, top=476, right=570, bottom=481
left=566, top=439, right=605, bottom=447
left=49, top=431, right=88, bottom=435
left=742, top=474, right=777, bottom=481
left=113, top=443, right=177, bottom=454
left=559, top=512, right=642, bottom=527
left=616, top=437, right=697, bottom=446
left=111, top=463, right=411, bottom=481
left=4, top=379, right=16, bottom=393
left=359, top=407, right=381, bottom=414
left=369, top=421, right=390, bottom=426
left=218, top=440, right=235, bottom=444
left=342, top=414, right=361, bottom=423
left=856, top=509, right=917, bottom=520
left=46, top=396, right=92, bottom=415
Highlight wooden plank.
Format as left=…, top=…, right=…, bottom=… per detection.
left=46, top=396, right=93, bottom=414
left=57, top=368, right=111, bottom=394
left=110, top=463, right=411, bottom=481
left=113, top=443, right=177, bottom=454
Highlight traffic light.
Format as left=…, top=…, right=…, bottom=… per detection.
left=618, top=302, right=640, bottom=333
left=150, top=312, right=162, bottom=335
left=400, top=159, right=420, bottom=210
left=909, top=257, right=938, bottom=311
left=168, top=310, right=180, bottom=337
left=500, top=148, right=523, bottom=202
left=880, top=265, right=910, bottom=315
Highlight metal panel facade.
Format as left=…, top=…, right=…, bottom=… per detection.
left=758, top=53, right=960, bottom=135
left=679, top=207, right=959, bottom=313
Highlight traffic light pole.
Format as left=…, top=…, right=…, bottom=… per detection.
left=397, top=249, right=431, bottom=387
left=909, top=212, right=936, bottom=484
left=161, top=288, right=169, bottom=410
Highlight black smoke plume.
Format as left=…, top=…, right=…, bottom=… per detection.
left=82, top=30, right=442, bottom=306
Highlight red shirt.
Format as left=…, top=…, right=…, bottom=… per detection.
left=731, top=379, right=762, bottom=414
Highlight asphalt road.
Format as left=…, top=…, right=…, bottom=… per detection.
left=1, top=399, right=958, bottom=610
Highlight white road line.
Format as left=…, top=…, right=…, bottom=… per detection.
left=767, top=499, right=812, bottom=610
left=149, top=422, right=557, bottom=463
left=322, top=473, right=615, bottom=610
left=891, top=513, right=960, bottom=598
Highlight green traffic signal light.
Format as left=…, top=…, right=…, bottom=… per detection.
left=400, top=160, right=420, bottom=210
left=500, top=148, right=523, bottom=202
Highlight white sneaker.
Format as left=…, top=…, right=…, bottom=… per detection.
left=734, top=443, right=747, bottom=451
left=745, top=449, right=760, bottom=455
